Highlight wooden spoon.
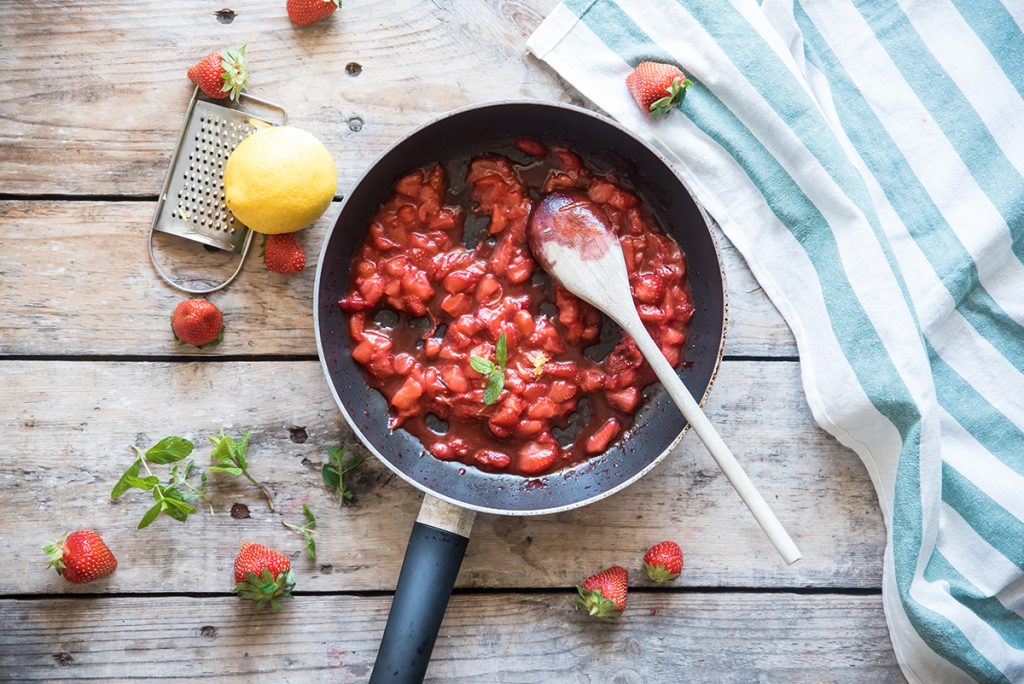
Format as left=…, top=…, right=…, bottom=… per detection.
left=528, top=191, right=801, bottom=564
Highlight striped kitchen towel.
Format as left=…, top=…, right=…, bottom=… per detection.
left=527, top=1, right=1024, bottom=682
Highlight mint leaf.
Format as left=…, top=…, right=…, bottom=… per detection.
left=138, top=501, right=162, bottom=529
left=495, top=332, right=507, bottom=367
left=306, top=535, right=317, bottom=561
left=321, top=463, right=341, bottom=489
left=126, top=475, right=159, bottom=490
left=469, top=356, right=495, bottom=375
left=160, top=488, right=197, bottom=522
left=303, top=504, right=316, bottom=527
left=483, top=371, right=504, bottom=405
left=163, top=503, right=189, bottom=522
left=235, top=432, right=251, bottom=470
left=146, top=436, right=194, bottom=464
left=112, top=458, right=142, bottom=500
left=165, top=498, right=197, bottom=515
left=208, top=465, right=244, bottom=476
left=472, top=334, right=508, bottom=406
left=209, top=432, right=234, bottom=465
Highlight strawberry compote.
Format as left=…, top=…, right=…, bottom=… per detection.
left=339, top=140, right=693, bottom=477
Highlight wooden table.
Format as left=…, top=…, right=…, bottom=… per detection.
left=0, top=1, right=902, bottom=681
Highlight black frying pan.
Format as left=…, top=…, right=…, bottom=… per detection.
left=314, top=101, right=726, bottom=682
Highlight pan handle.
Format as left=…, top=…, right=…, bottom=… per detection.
left=370, top=494, right=476, bottom=683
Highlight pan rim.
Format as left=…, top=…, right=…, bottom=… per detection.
left=314, top=98, right=728, bottom=516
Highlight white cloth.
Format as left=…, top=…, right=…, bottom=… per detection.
left=528, top=1, right=1024, bottom=681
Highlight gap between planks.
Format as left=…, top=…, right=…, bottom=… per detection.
left=2, top=586, right=884, bottom=601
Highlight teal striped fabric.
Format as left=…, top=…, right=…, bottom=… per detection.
left=527, top=1, right=1024, bottom=681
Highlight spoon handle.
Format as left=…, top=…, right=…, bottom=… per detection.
left=622, top=315, right=802, bottom=564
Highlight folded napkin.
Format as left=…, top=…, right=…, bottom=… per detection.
left=528, top=1, right=1024, bottom=681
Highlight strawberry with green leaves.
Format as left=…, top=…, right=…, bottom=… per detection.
left=643, top=541, right=683, bottom=582
left=171, top=299, right=224, bottom=348
left=44, top=530, right=117, bottom=584
left=625, top=61, right=692, bottom=118
left=573, top=565, right=628, bottom=620
left=234, top=542, right=295, bottom=612
left=287, top=0, right=341, bottom=25
left=187, top=45, right=249, bottom=102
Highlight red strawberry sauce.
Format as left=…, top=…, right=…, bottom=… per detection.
left=339, top=139, right=693, bottom=477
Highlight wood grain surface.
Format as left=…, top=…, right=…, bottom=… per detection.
left=0, top=201, right=794, bottom=357
left=0, top=593, right=901, bottom=682
left=0, top=0, right=576, bottom=196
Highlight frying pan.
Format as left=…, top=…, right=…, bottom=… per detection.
left=314, top=101, right=726, bottom=682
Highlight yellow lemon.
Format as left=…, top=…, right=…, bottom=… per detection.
left=224, top=126, right=337, bottom=234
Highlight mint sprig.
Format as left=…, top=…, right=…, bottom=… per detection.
left=281, top=505, right=317, bottom=560
left=322, top=446, right=363, bottom=506
left=469, top=332, right=507, bottom=405
left=111, top=437, right=203, bottom=529
left=208, top=430, right=275, bottom=512
left=169, top=460, right=212, bottom=513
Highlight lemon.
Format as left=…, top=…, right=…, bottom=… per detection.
left=224, top=126, right=337, bottom=234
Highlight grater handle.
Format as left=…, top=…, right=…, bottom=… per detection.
left=148, top=228, right=254, bottom=295
left=238, top=92, right=288, bottom=125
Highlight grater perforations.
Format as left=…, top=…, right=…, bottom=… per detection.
left=156, top=101, right=271, bottom=251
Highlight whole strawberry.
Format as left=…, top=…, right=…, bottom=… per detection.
left=171, top=299, right=224, bottom=347
left=43, top=530, right=117, bottom=584
left=234, top=542, right=295, bottom=612
left=573, top=566, right=628, bottom=620
left=287, top=0, right=341, bottom=25
left=625, top=61, right=692, bottom=118
left=643, top=541, right=683, bottom=582
left=187, top=45, right=249, bottom=102
left=263, top=234, right=306, bottom=274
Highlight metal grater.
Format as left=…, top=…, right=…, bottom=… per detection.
left=149, top=87, right=287, bottom=294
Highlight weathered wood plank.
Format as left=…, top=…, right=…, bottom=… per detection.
left=0, top=0, right=574, bottom=196
left=0, top=359, right=882, bottom=594
left=0, top=201, right=796, bottom=357
left=0, top=593, right=901, bottom=682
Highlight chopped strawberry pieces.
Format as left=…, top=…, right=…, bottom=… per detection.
left=518, top=438, right=558, bottom=475
left=585, top=418, right=622, bottom=454
left=340, top=148, right=691, bottom=476
left=474, top=449, right=512, bottom=470
left=515, top=137, right=548, bottom=157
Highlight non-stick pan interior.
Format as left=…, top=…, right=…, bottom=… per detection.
left=315, top=102, right=725, bottom=515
